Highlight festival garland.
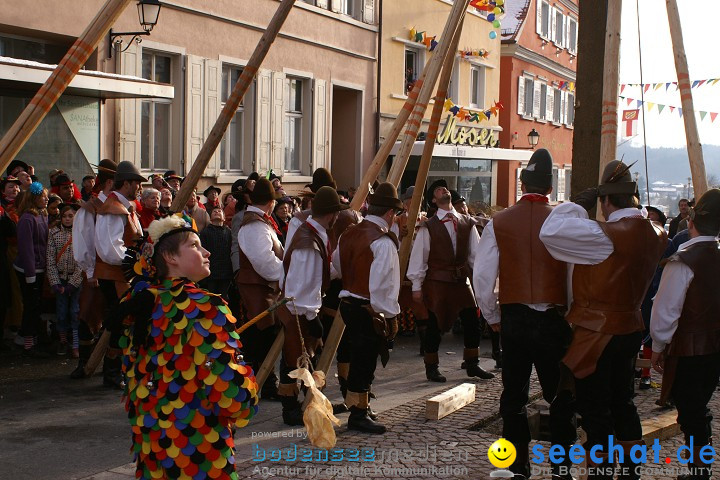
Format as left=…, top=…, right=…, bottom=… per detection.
left=443, top=97, right=504, bottom=123
left=619, top=95, right=720, bottom=123
left=409, top=0, right=505, bottom=48
left=620, top=78, right=720, bottom=94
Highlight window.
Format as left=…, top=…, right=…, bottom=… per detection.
left=220, top=65, right=255, bottom=172
left=523, top=78, right=534, bottom=117
left=470, top=65, right=486, bottom=109
left=538, top=83, right=548, bottom=121
left=565, top=169, right=572, bottom=199
left=140, top=52, right=172, bottom=170
left=405, top=47, right=422, bottom=95
left=567, top=17, right=578, bottom=53
left=284, top=77, right=304, bottom=172
left=340, top=0, right=361, bottom=19
left=539, top=1, right=550, bottom=38
left=566, top=92, right=575, bottom=126
left=550, top=166, right=559, bottom=202
left=554, top=9, right=565, bottom=46
left=0, top=35, right=67, bottom=64
left=553, top=88, right=562, bottom=123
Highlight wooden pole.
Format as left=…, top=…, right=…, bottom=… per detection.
left=666, top=0, right=708, bottom=198
left=170, top=0, right=297, bottom=212
left=598, top=0, right=622, bottom=179
left=386, top=0, right=471, bottom=186
left=398, top=18, right=465, bottom=280
left=312, top=1, right=470, bottom=384
left=0, top=0, right=133, bottom=174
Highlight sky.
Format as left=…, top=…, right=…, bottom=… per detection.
left=618, top=0, right=720, bottom=148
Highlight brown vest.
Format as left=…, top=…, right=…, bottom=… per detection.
left=282, top=221, right=330, bottom=294
left=568, top=217, right=667, bottom=335
left=666, top=240, right=720, bottom=357
left=94, top=193, right=142, bottom=282
left=236, top=210, right=283, bottom=288
left=81, top=196, right=103, bottom=216
left=293, top=207, right=360, bottom=251
left=425, top=213, right=474, bottom=283
left=493, top=199, right=567, bottom=305
left=339, top=220, right=398, bottom=299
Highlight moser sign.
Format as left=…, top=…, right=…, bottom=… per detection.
left=436, top=114, right=499, bottom=147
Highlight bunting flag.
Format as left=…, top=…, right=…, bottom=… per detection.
left=618, top=95, right=720, bottom=124
left=619, top=78, right=720, bottom=91
left=443, top=97, right=504, bottom=123
left=459, top=48, right=491, bottom=59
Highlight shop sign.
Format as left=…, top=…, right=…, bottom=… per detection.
left=436, top=114, right=499, bottom=147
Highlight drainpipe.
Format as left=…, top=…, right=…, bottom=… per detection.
left=375, top=0, right=383, bottom=154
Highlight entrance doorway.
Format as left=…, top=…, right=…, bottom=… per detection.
left=330, top=85, right=361, bottom=193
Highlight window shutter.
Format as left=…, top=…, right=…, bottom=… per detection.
left=313, top=78, right=328, bottom=171
left=545, top=86, right=554, bottom=121
left=550, top=7, right=557, bottom=44
left=204, top=59, right=221, bottom=177
left=567, top=92, right=575, bottom=125
left=532, top=81, right=542, bottom=118
left=316, top=0, right=328, bottom=8
left=560, top=90, right=567, bottom=125
left=117, top=43, right=142, bottom=166
left=330, top=0, right=342, bottom=13
left=557, top=168, right=565, bottom=201
left=256, top=69, right=272, bottom=172
left=271, top=71, right=286, bottom=176
left=517, top=76, right=525, bottom=115
left=536, top=0, right=543, bottom=35
left=362, top=0, right=374, bottom=24
left=185, top=54, right=205, bottom=176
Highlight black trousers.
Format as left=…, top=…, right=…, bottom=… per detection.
left=671, top=352, right=720, bottom=446
left=500, top=304, right=576, bottom=475
left=16, top=271, right=45, bottom=338
left=423, top=307, right=480, bottom=355
left=339, top=298, right=382, bottom=393
left=575, top=332, right=643, bottom=449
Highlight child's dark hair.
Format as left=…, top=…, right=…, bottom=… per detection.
left=153, top=230, right=194, bottom=278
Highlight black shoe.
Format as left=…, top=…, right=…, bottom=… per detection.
left=348, top=406, right=386, bottom=434
left=102, top=356, right=124, bottom=390
left=261, top=380, right=282, bottom=401
left=280, top=397, right=304, bottom=426
left=332, top=403, right=349, bottom=415
left=425, top=364, right=446, bottom=382
left=467, top=362, right=495, bottom=379
left=70, top=359, right=87, bottom=379
left=639, top=377, right=651, bottom=390
left=367, top=406, right=378, bottom=421
left=22, top=346, right=50, bottom=358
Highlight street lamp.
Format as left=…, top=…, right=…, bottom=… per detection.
left=514, top=128, right=540, bottom=149
left=109, top=0, right=162, bottom=58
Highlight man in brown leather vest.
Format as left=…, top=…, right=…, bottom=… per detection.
left=333, top=182, right=401, bottom=434
left=236, top=178, right=284, bottom=400
left=651, top=189, right=720, bottom=480
left=276, top=186, right=349, bottom=426
left=408, top=179, right=494, bottom=382
left=540, top=160, right=667, bottom=480
left=93, top=161, right=146, bottom=389
left=70, top=159, right=116, bottom=380
left=474, top=149, right=575, bottom=480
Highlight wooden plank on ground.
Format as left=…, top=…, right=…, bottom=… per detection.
left=426, top=383, right=476, bottom=420
left=642, top=409, right=679, bottom=442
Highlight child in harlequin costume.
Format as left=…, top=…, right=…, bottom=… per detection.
left=113, top=215, right=259, bottom=480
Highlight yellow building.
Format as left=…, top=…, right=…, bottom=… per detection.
left=380, top=0, right=531, bottom=209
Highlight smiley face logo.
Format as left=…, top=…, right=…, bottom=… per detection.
left=488, top=438, right=516, bottom=469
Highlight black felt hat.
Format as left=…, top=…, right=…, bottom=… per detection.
left=312, top=186, right=350, bottom=215
left=250, top=178, right=281, bottom=204
left=450, top=189, right=466, bottom=206
left=203, top=185, right=221, bottom=198
left=645, top=206, right=667, bottom=226
left=306, top=168, right=337, bottom=193
left=368, top=182, right=403, bottom=210
left=116, top=161, right=147, bottom=183
left=690, top=188, right=720, bottom=235
left=6, top=159, right=29, bottom=177
left=520, top=148, right=554, bottom=190
left=597, top=160, right=638, bottom=197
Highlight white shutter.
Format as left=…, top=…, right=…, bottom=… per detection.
left=204, top=59, right=221, bottom=177
left=185, top=54, right=205, bottom=176
left=536, top=0, right=543, bottom=35
left=256, top=69, right=272, bottom=172
left=117, top=43, right=142, bottom=165
left=560, top=90, right=567, bottom=125
left=516, top=166, right=524, bottom=201
left=557, top=168, right=566, bottom=201
left=362, top=0, right=374, bottom=24
left=330, top=0, right=342, bottom=13
left=313, top=78, right=328, bottom=170
left=545, top=86, right=554, bottom=121
left=517, top=76, right=525, bottom=115
left=532, top=81, right=542, bottom=118
left=550, top=8, right=557, bottom=44
left=270, top=71, right=286, bottom=175
left=316, top=0, right=328, bottom=8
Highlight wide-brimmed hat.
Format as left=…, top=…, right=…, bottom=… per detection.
left=306, top=168, right=337, bottom=193
left=402, top=186, right=415, bottom=202
left=427, top=179, right=448, bottom=199
left=1, top=176, right=22, bottom=190
left=450, top=189, right=466, bottom=206
left=247, top=172, right=260, bottom=182
left=689, top=188, right=720, bottom=234
left=97, top=159, right=117, bottom=177
left=203, top=185, right=221, bottom=198
left=250, top=178, right=282, bottom=204
left=116, top=161, right=147, bottom=183
left=645, top=205, right=667, bottom=226
left=54, top=173, right=74, bottom=186
left=312, top=186, right=350, bottom=216
left=6, top=159, right=29, bottom=177
left=597, top=160, right=638, bottom=197
left=520, top=148, right=554, bottom=190
left=368, top=182, right=403, bottom=210
left=163, top=170, right=183, bottom=182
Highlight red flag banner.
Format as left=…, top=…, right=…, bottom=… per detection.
left=622, top=109, right=640, bottom=138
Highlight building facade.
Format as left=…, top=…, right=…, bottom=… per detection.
left=496, top=0, right=578, bottom=206
left=1, top=0, right=379, bottom=193
left=380, top=0, right=531, bottom=212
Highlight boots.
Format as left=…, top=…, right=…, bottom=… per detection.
left=333, top=364, right=350, bottom=414
left=511, top=443, right=531, bottom=479
left=551, top=444, right=577, bottom=480
left=677, top=442, right=712, bottom=480
left=464, top=348, right=495, bottom=379
left=261, top=372, right=281, bottom=401
left=424, top=353, right=446, bottom=382
left=280, top=395, right=304, bottom=426
left=346, top=391, right=385, bottom=434
left=491, top=330, right=503, bottom=369
left=417, top=324, right=427, bottom=356
left=102, top=355, right=124, bottom=390
left=617, top=440, right=643, bottom=480
left=70, top=343, right=92, bottom=379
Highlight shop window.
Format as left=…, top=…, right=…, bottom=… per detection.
left=220, top=65, right=255, bottom=172
left=140, top=52, right=172, bottom=170
left=405, top=47, right=422, bottom=95
left=470, top=65, right=486, bottom=109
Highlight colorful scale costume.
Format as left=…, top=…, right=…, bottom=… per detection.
left=119, top=278, right=258, bottom=479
